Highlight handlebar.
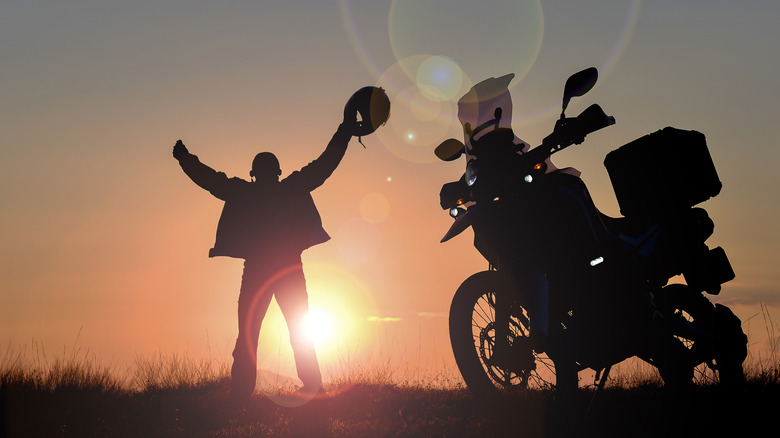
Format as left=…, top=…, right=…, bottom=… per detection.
left=499, top=103, right=614, bottom=189
left=541, top=104, right=615, bottom=153
left=440, top=103, right=614, bottom=209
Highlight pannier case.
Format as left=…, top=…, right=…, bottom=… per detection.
left=604, top=127, right=721, bottom=219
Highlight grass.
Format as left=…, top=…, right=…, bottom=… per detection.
left=2, top=309, right=780, bottom=437
left=3, top=349, right=779, bottom=437
left=743, top=302, right=780, bottom=385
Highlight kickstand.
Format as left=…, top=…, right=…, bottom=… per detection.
left=586, top=365, right=612, bottom=416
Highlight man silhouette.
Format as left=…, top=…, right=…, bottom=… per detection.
left=172, top=121, right=358, bottom=400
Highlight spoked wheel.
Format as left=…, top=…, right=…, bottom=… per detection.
left=449, top=271, right=557, bottom=398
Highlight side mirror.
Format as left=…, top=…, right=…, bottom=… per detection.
left=435, top=138, right=466, bottom=161
left=562, top=67, right=598, bottom=116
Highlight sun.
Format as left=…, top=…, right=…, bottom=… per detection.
left=304, top=307, right=336, bottom=346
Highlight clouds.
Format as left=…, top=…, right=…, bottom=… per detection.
left=367, top=316, right=402, bottom=323
left=365, top=312, right=447, bottom=323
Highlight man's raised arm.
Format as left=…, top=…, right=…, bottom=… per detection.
left=173, top=139, right=233, bottom=200
left=285, top=123, right=356, bottom=192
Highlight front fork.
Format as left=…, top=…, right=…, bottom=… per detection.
left=493, top=264, right=588, bottom=394
left=492, top=265, right=549, bottom=361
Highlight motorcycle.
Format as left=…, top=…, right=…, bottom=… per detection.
left=435, top=67, right=748, bottom=398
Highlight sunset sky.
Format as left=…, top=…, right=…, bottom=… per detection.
left=2, top=1, right=778, bottom=382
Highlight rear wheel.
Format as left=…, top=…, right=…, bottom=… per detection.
left=708, top=304, right=747, bottom=387
left=659, top=284, right=747, bottom=387
left=449, top=271, right=559, bottom=398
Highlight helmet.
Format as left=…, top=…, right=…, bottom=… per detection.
left=344, top=86, right=391, bottom=136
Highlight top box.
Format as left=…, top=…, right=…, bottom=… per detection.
left=604, top=127, right=722, bottom=220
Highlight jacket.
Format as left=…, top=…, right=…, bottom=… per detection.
left=178, top=128, right=351, bottom=260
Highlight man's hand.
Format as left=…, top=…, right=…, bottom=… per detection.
left=173, top=139, right=189, bottom=160
left=338, top=121, right=362, bottom=137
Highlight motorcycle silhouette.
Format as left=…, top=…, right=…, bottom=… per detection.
left=436, top=68, right=747, bottom=398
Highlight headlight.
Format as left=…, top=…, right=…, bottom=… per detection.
left=466, top=160, right=478, bottom=186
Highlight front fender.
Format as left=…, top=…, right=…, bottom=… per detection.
left=441, top=206, right=479, bottom=243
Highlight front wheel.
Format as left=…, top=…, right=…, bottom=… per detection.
left=449, top=271, right=559, bottom=399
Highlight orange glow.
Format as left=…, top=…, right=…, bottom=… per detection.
left=1, top=2, right=776, bottom=392
left=304, top=307, right=336, bottom=346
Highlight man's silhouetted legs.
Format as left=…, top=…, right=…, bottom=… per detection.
left=231, top=263, right=275, bottom=400
left=275, top=268, right=322, bottom=391
left=230, top=258, right=322, bottom=399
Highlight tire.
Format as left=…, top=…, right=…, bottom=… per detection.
left=449, top=271, right=557, bottom=399
left=710, top=303, right=747, bottom=387
left=659, top=284, right=747, bottom=387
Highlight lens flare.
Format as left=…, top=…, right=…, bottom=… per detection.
left=388, top=0, right=544, bottom=88
left=409, top=86, right=445, bottom=122
left=374, top=84, right=457, bottom=164
left=359, top=192, right=391, bottom=224
left=338, top=0, right=385, bottom=78
left=373, top=56, right=466, bottom=163
left=601, top=0, right=642, bottom=76
left=511, top=0, right=643, bottom=127
left=304, top=307, right=336, bottom=345
left=416, top=55, right=464, bottom=101
left=336, top=217, right=383, bottom=265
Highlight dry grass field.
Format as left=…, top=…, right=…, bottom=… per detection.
left=2, top=340, right=779, bottom=438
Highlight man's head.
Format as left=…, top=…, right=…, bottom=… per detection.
left=250, top=152, right=282, bottom=183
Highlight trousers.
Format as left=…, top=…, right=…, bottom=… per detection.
left=230, top=256, right=322, bottom=398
